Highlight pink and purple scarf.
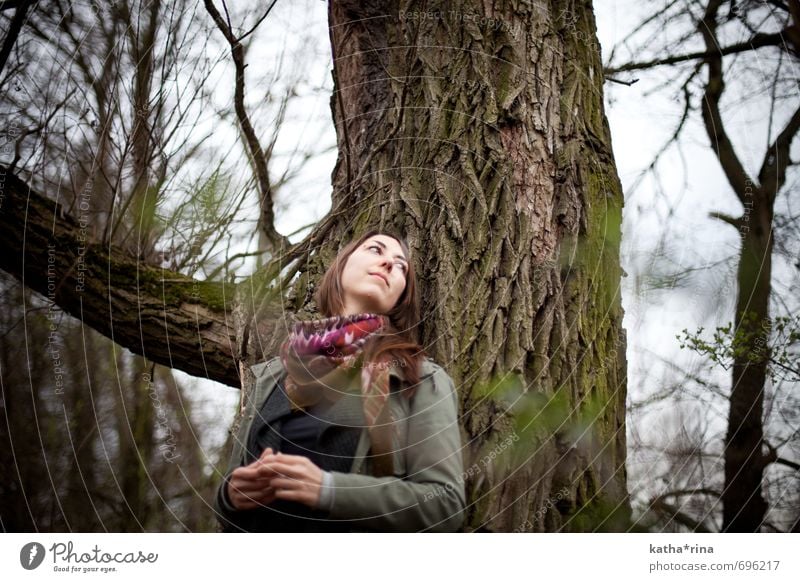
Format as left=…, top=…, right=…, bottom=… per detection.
left=279, top=312, right=397, bottom=476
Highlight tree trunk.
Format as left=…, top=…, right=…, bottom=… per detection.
left=694, top=0, right=788, bottom=532
left=722, top=184, right=774, bottom=532
left=117, top=358, right=156, bottom=530
left=314, top=0, right=629, bottom=531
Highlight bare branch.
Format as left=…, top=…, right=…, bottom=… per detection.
left=238, top=0, right=278, bottom=43
left=698, top=0, right=758, bottom=203
left=0, top=0, right=32, bottom=78
left=764, top=440, right=800, bottom=471
left=203, top=0, right=289, bottom=255
left=649, top=497, right=715, bottom=532
left=624, top=71, right=699, bottom=199
left=708, top=211, right=743, bottom=228
left=758, top=105, right=800, bottom=200
left=604, top=76, right=639, bottom=86
left=775, top=457, right=800, bottom=471
left=605, top=31, right=785, bottom=75
left=657, top=488, right=722, bottom=499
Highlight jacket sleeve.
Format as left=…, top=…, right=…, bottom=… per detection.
left=212, top=360, right=275, bottom=532
left=326, top=366, right=466, bottom=532
left=213, top=470, right=248, bottom=532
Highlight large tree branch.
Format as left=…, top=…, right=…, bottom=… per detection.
left=775, top=457, right=800, bottom=471
left=757, top=1, right=800, bottom=199
left=698, top=0, right=758, bottom=204
left=0, top=168, right=242, bottom=387
left=0, top=0, right=28, bottom=10
left=0, top=0, right=32, bottom=80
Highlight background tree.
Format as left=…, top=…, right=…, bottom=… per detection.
left=2, top=0, right=630, bottom=532
left=605, top=0, right=800, bottom=532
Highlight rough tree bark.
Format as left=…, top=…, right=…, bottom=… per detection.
left=284, top=0, right=628, bottom=531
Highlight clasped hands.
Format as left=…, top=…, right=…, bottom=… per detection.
left=227, top=448, right=325, bottom=511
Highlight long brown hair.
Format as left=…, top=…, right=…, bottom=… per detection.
left=315, top=230, right=426, bottom=389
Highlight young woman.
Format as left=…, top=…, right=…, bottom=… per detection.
left=214, top=231, right=466, bottom=532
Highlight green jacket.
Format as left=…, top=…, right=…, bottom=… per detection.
left=214, top=356, right=466, bottom=532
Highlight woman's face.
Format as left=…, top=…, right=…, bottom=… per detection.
left=339, top=235, right=408, bottom=316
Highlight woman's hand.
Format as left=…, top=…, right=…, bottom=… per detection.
left=257, top=452, right=325, bottom=509
left=227, top=449, right=325, bottom=511
left=226, top=447, right=278, bottom=510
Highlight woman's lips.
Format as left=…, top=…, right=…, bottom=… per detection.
left=369, top=272, right=388, bottom=286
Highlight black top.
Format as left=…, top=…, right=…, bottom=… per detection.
left=237, top=380, right=362, bottom=532
left=278, top=396, right=335, bottom=464
left=248, top=380, right=360, bottom=469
